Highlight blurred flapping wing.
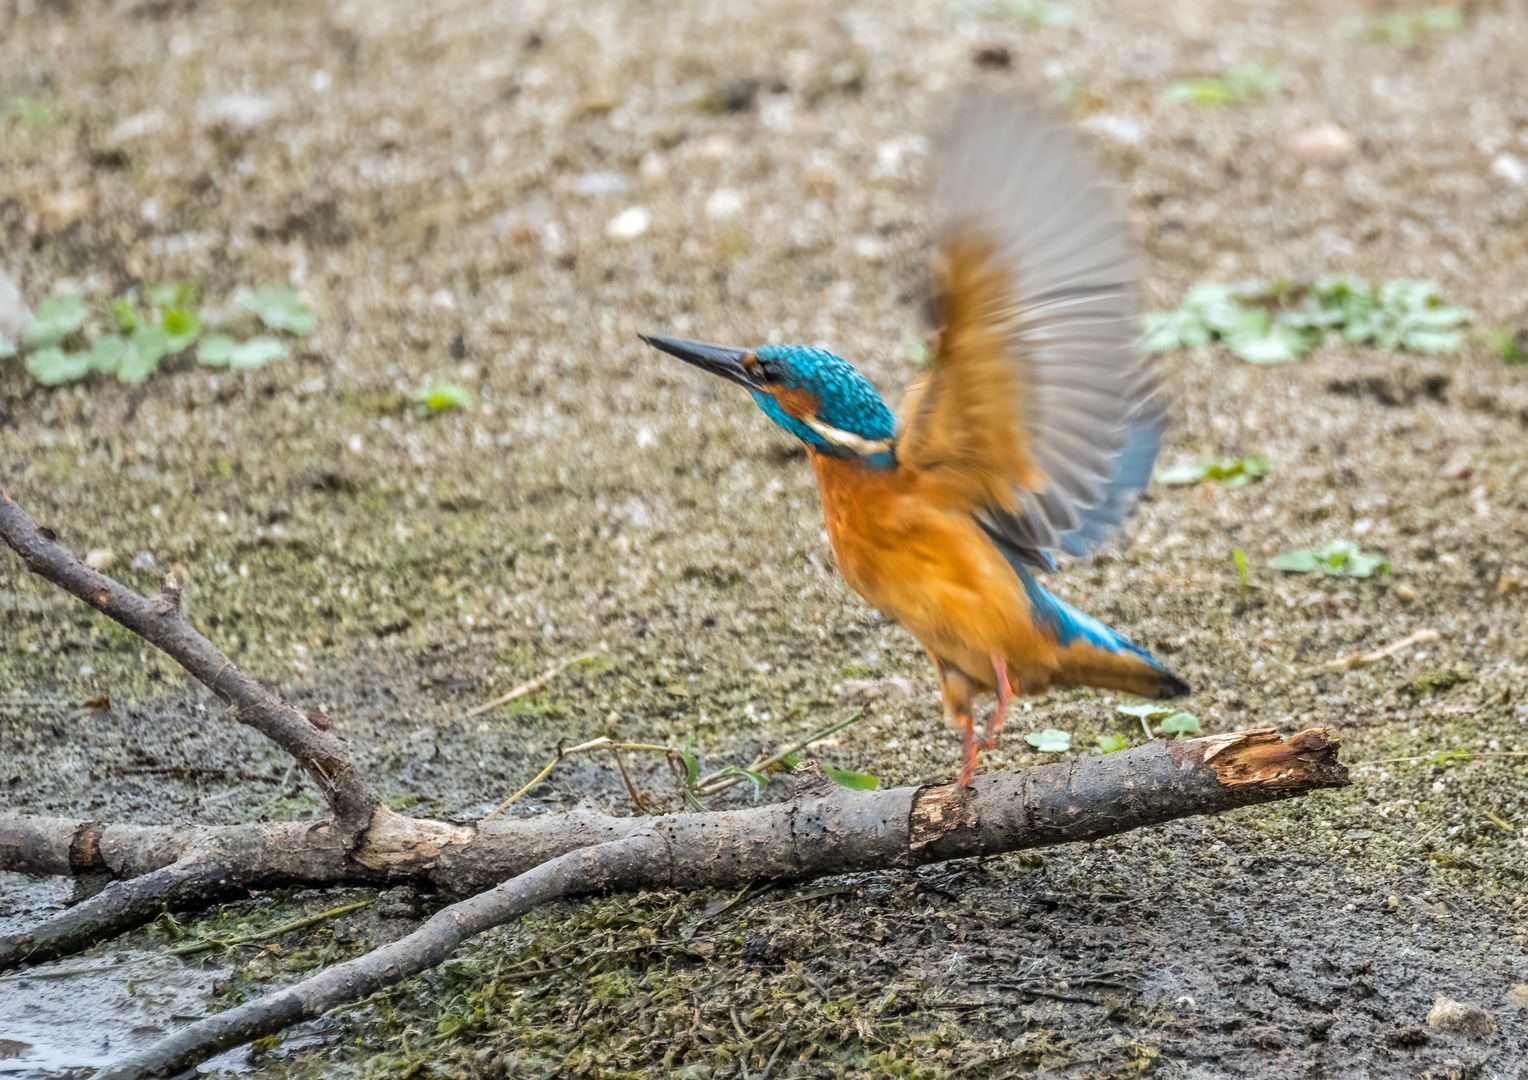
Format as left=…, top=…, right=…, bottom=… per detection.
left=897, top=96, right=1169, bottom=569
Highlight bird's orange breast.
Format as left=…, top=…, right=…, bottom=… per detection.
left=808, top=451, right=1060, bottom=692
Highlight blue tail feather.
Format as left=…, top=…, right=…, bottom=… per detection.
left=1008, top=559, right=1188, bottom=697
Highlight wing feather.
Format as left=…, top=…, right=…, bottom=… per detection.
left=896, top=94, right=1170, bottom=568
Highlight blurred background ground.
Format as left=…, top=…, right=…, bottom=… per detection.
left=1, top=0, right=1526, bottom=1076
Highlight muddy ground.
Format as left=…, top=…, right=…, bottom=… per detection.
left=2, top=0, right=1527, bottom=1076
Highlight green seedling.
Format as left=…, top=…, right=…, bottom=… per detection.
left=901, top=329, right=930, bottom=367
left=199, top=335, right=288, bottom=369
left=1024, top=727, right=1072, bottom=753
left=1096, top=733, right=1128, bottom=754
left=1163, top=61, right=1279, bottom=106
left=8, top=279, right=303, bottom=387
left=22, top=294, right=89, bottom=348
left=1141, top=276, right=1471, bottom=363
left=1269, top=540, right=1389, bottom=578
left=1157, top=455, right=1271, bottom=489
left=976, top=0, right=1074, bottom=26
left=1159, top=712, right=1201, bottom=739
left=1118, top=702, right=1176, bottom=740
left=237, top=285, right=316, bottom=335
left=1489, top=330, right=1526, bottom=366
left=1338, top=5, right=1462, bottom=47
left=413, top=381, right=475, bottom=415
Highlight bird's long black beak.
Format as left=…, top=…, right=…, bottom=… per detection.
left=639, top=334, right=755, bottom=389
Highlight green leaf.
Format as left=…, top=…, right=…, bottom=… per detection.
left=116, top=327, right=172, bottom=384
left=229, top=337, right=287, bottom=369
left=88, top=334, right=127, bottom=374
left=1268, top=550, right=1321, bottom=573
left=680, top=747, right=700, bottom=787
left=901, top=329, right=930, bottom=367
left=1229, top=325, right=1301, bottom=364
left=236, top=285, right=316, bottom=335
left=982, top=0, right=1074, bottom=27
left=1024, top=727, right=1072, bottom=753
left=1116, top=703, right=1174, bottom=720
left=1492, top=332, right=1527, bottom=367
left=1233, top=548, right=1249, bottom=586
left=197, top=335, right=236, bottom=367
left=413, top=381, right=475, bottom=414
left=147, top=280, right=199, bottom=308
left=110, top=296, right=141, bottom=332
left=26, top=345, right=90, bottom=385
left=715, top=766, right=771, bottom=797
left=1159, top=712, right=1200, bottom=739
left=1163, top=79, right=1233, bottom=106
left=1162, top=63, right=1277, bottom=107
left=23, top=294, right=88, bottom=348
left=1269, top=541, right=1389, bottom=577
left=1157, top=455, right=1271, bottom=488
left=820, top=763, right=880, bottom=790
left=161, top=307, right=201, bottom=351
left=1096, top=733, right=1128, bottom=754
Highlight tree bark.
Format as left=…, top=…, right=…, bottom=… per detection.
left=90, top=736, right=1347, bottom=1079
left=0, top=731, right=1346, bottom=975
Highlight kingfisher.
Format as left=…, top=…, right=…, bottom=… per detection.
left=641, top=96, right=1189, bottom=786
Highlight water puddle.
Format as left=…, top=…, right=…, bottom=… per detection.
left=0, top=873, right=235, bottom=1078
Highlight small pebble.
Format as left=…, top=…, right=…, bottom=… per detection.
left=606, top=206, right=651, bottom=240
left=705, top=188, right=744, bottom=220
left=1492, top=152, right=1526, bottom=186
left=1282, top=123, right=1355, bottom=165
left=1425, top=997, right=1497, bottom=1036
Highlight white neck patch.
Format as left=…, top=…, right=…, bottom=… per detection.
left=802, top=415, right=894, bottom=456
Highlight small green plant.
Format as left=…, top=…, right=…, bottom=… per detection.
left=1141, top=276, right=1472, bottom=363
left=1163, top=61, right=1279, bottom=106
left=1117, top=703, right=1199, bottom=740
left=6, top=281, right=312, bottom=388
left=901, top=329, right=930, bottom=367
left=1024, top=727, right=1072, bottom=753
left=1268, top=540, right=1389, bottom=578
left=1095, top=733, right=1128, bottom=754
left=975, top=0, right=1074, bottom=26
left=1337, top=5, right=1462, bottom=47
left=412, top=381, right=475, bottom=415
left=1159, top=712, right=1200, bottom=739
left=198, top=336, right=289, bottom=369
left=1157, top=455, right=1270, bottom=488
left=1, top=95, right=64, bottom=132
left=236, top=285, right=316, bottom=335
left=1489, top=330, right=1527, bottom=366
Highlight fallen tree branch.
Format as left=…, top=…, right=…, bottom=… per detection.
left=0, top=489, right=382, bottom=836
left=77, top=729, right=1344, bottom=1078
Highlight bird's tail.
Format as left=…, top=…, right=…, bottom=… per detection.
left=1012, top=562, right=1189, bottom=700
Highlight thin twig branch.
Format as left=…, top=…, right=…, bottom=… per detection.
left=464, top=651, right=599, bottom=717
left=0, top=489, right=382, bottom=836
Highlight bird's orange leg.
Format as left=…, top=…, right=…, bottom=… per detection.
left=936, top=659, right=982, bottom=787
left=980, top=652, right=1014, bottom=751
left=956, top=711, right=980, bottom=786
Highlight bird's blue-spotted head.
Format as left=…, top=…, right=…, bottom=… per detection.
left=641, top=335, right=897, bottom=467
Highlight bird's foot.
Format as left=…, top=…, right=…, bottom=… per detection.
left=979, top=653, right=1013, bottom=751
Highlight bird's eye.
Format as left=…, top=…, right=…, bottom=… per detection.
left=753, top=359, right=782, bottom=384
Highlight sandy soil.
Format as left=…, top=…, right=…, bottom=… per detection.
left=1, top=0, right=1526, bottom=1076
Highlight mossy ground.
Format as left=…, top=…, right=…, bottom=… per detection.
left=2, top=0, right=1527, bottom=1076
